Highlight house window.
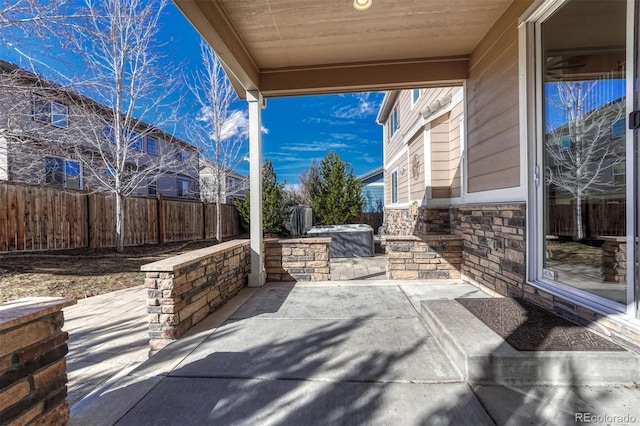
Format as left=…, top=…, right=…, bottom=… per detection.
left=611, top=118, right=625, bottom=139
left=148, top=177, right=157, bottom=196
left=33, top=97, right=68, bottom=128
left=176, top=179, right=189, bottom=197
left=391, top=170, right=398, bottom=203
left=411, top=89, right=421, bottom=106
left=560, top=135, right=571, bottom=152
left=177, top=150, right=190, bottom=163
left=45, top=156, right=82, bottom=190
left=103, top=123, right=115, bottom=143
left=147, top=137, right=158, bottom=155
left=612, top=162, right=625, bottom=185
left=390, top=107, right=398, bottom=137
left=126, top=130, right=143, bottom=152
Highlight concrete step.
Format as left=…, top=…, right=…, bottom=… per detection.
left=420, top=299, right=640, bottom=386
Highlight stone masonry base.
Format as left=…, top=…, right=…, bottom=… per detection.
left=0, top=298, right=75, bottom=426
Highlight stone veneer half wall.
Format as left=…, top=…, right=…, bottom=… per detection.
left=384, top=205, right=450, bottom=236
left=265, top=238, right=331, bottom=282
left=385, top=235, right=462, bottom=280
left=142, top=240, right=250, bottom=354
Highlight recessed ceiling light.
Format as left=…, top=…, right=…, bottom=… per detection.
left=353, top=0, right=372, bottom=11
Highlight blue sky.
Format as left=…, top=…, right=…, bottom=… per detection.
left=2, top=1, right=384, bottom=185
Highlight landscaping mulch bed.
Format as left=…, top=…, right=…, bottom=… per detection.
left=0, top=240, right=220, bottom=303
left=456, top=297, right=625, bottom=352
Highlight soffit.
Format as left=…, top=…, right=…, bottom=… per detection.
left=175, top=0, right=514, bottom=97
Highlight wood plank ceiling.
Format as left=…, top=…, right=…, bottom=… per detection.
left=175, top=0, right=514, bottom=97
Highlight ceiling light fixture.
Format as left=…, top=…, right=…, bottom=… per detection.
left=353, top=0, right=372, bottom=11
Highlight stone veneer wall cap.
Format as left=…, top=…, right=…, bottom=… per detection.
left=277, top=237, right=331, bottom=244
left=141, top=239, right=250, bottom=272
left=384, top=235, right=462, bottom=242
left=0, top=297, right=76, bottom=332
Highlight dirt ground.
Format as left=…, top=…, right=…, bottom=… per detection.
left=0, top=240, right=220, bottom=303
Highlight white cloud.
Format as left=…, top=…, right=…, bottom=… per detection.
left=282, top=142, right=349, bottom=152
left=220, top=110, right=249, bottom=141
left=331, top=93, right=380, bottom=120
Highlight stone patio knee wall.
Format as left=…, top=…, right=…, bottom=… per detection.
left=450, top=204, right=527, bottom=298
left=384, top=206, right=450, bottom=236
left=385, top=235, right=462, bottom=280
left=265, top=238, right=331, bottom=282
left=0, top=298, right=75, bottom=426
left=142, top=240, right=250, bottom=354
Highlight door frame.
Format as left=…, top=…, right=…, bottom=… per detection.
left=522, top=0, right=638, bottom=318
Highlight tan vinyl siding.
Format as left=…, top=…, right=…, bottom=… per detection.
left=466, top=0, right=532, bottom=193
left=408, top=133, right=425, bottom=202
left=430, top=114, right=450, bottom=199
left=449, top=101, right=464, bottom=198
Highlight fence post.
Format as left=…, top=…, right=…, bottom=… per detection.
left=202, top=201, right=206, bottom=240
left=157, top=193, right=164, bottom=244
left=85, top=191, right=91, bottom=248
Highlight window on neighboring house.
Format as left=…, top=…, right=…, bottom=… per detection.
left=612, top=162, right=625, bottom=185
left=176, top=178, right=190, bottom=197
left=33, top=96, right=68, bottom=128
left=176, top=149, right=190, bottom=163
left=611, top=118, right=625, bottom=139
left=391, top=169, right=398, bottom=203
left=560, top=135, right=571, bottom=152
left=148, top=177, right=157, bottom=196
left=103, top=122, right=115, bottom=143
left=126, top=130, right=143, bottom=151
left=147, top=136, right=158, bottom=155
left=45, top=156, right=82, bottom=190
left=411, top=89, right=421, bottom=106
left=390, top=107, right=398, bottom=137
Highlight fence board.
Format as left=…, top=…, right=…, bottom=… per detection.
left=359, top=213, right=383, bottom=233
left=0, top=181, right=241, bottom=252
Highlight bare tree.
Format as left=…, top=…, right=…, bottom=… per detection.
left=59, top=0, right=192, bottom=252
left=186, top=41, right=247, bottom=242
left=299, top=160, right=321, bottom=207
left=545, top=80, right=625, bottom=240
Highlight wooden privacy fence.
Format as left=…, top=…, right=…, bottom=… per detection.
left=547, top=199, right=626, bottom=239
left=359, top=212, right=384, bottom=233
left=0, top=181, right=240, bottom=252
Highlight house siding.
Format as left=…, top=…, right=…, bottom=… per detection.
left=466, top=0, right=531, bottom=193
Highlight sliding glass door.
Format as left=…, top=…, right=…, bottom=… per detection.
left=533, top=0, right=637, bottom=313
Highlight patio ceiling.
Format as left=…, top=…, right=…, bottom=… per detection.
left=174, top=0, right=514, bottom=98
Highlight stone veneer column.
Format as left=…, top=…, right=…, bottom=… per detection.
left=599, top=236, right=627, bottom=283
left=0, top=297, right=75, bottom=425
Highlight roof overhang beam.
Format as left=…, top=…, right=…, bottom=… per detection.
left=259, top=57, right=469, bottom=98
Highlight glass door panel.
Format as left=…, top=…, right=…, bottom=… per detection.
left=541, top=0, right=628, bottom=305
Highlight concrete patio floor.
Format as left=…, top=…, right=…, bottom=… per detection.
left=64, top=279, right=640, bottom=426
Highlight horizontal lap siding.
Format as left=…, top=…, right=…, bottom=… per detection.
left=430, top=114, right=451, bottom=199
left=409, top=133, right=425, bottom=202
left=466, top=0, right=532, bottom=193
left=449, top=101, right=464, bottom=198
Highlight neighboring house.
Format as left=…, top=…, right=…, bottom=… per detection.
left=377, top=87, right=464, bottom=235
left=358, top=166, right=384, bottom=213
left=199, top=159, right=247, bottom=204
left=0, top=60, right=200, bottom=199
